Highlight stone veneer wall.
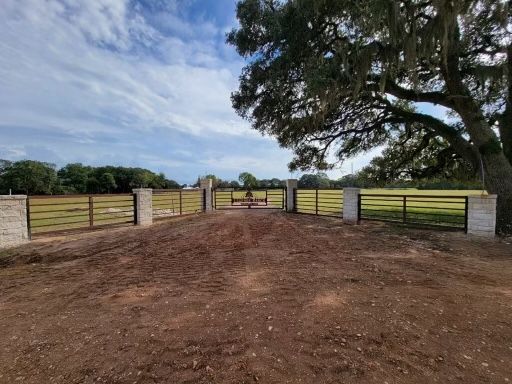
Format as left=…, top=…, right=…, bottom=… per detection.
left=0, top=195, right=29, bottom=249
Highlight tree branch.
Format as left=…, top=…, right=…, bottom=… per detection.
left=379, top=79, right=454, bottom=109
left=383, top=104, right=479, bottom=170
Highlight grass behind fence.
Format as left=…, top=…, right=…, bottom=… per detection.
left=26, top=188, right=486, bottom=234
left=295, top=189, right=485, bottom=228
left=153, top=190, right=203, bottom=218
left=295, top=189, right=343, bottom=217
left=29, top=195, right=134, bottom=234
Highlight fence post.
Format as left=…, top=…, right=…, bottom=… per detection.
left=26, top=198, right=32, bottom=240
left=402, top=196, right=407, bottom=224
left=357, top=194, right=361, bottom=222
left=285, top=179, right=298, bottom=212
left=133, top=188, right=153, bottom=226
left=199, top=178, right=213, bottom=211
left=89, top=196, right=94, bottom=227
left=464, top=196, right=468, bottom=233
left=0, top=195, right=29, bottom=249
left=179, top=190, right=183, bottom=215
left=315, top=189, right=319, bottom=215
left=467, top=194, right=497, bottom=237
left=342, top=188, right=361, bottom=225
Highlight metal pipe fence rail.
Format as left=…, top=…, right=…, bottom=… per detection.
left=27, top=194, right=136, bottom=235
left=294, top=188, right=344, bottom=218
left=152, top=189, right=205, bottom=219
left=358, top=194, right=468, bottom=231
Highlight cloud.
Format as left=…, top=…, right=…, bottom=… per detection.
left=0, top=0, right=248, bottom=138
left=0, top=0, right=381, bottom=183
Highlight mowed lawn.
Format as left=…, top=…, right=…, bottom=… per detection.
left=28, top=189, right=486, bottom=234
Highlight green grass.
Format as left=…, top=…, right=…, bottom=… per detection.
left=153, top=190, right=203, bottom=218
left=29, top=195, right=135, bottom=234
left=28, top=191, right=207, bottom=234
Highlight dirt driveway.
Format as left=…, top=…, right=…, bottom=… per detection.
left=1, top=210, right=511, bottom=383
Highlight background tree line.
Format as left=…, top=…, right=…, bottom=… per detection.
left=0, top=160, right=181, bottom=195
left=199, top=170, right=481, bottom=190
left=297, top=172, right=481, bottom=190
left=0, top=159, right=481, bottom=196
left=195, top=172, right=284, bottom=190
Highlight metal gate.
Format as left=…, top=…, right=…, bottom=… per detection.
left=213, top=189, right=285, bottom=210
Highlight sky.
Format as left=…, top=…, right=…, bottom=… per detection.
left=0, top=0, right=381, bottom=184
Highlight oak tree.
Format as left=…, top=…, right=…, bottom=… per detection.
left=228, top=0, right=512, bottom=234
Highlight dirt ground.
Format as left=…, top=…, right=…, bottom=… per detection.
left=1, top=211, right=512, bottom=384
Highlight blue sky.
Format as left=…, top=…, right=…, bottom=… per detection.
left=0, top=0, right=380, bottom=184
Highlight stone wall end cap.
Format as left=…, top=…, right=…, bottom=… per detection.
left=468, top=194, right=497, bottom=199
left=0, top=195, right=27, bottom=200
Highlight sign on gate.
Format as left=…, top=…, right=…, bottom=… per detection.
left=213, top=188, right=285, bottom=210
left=232, top=191, right=267, bottom=207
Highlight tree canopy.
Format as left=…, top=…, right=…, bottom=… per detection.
left=298, top=173, right=330, bottom=188
left=228, top=0, right=512, bottom=233
left=0, top=160, right=59, bottom=195
left=0, top=160, right=181, bottom=195
left=238, top=172, right=259, bottom=189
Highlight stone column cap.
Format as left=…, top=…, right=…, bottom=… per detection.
left=468, top=194, right=497, bottom=200
left=0, top=195, right=27, bottom=200
left=132, top=188, right=153, bottom=193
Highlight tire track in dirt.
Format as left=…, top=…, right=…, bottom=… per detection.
left=0, top=211, right=511, bottom=383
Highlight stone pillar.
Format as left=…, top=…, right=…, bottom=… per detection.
left=467, top=194, right=497, bottom=237
left=0, top=195, right=29, bottom=249
left=342, top=188, right=360, bottom=225
left=200, top=178, right=213, bottom=211
left=286, top=179, right=298, bottom=212
left=133, top=188, right=153, bottom=226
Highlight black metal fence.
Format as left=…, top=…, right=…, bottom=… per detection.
left=153, top=189, right=205, bottom=219
left=294, top=188, right=344, bottom=218
left=358, top=194, right=468, bottom=231
left=27, top=194, right=136, bottom=235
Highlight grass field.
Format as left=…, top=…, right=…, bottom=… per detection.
left=28, top=195, right=136, bottom=234
left=153, top=190, right=203, bottom=218
left=28, top=190, right=205, bottom=234
left=27, top=188, right=486, bottom=234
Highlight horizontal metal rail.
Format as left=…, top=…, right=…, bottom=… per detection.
left=29, top=193, right=133, bottom=199
left=28, top=194, right=137, bottom=235
left=152, top=189, right=205, bottom=219
left=358, top=194, right=468, bottom=232
left=294, top=188, right=344, bottom=218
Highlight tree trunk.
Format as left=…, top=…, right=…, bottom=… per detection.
left=481, top=151, right=512, bottom=235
